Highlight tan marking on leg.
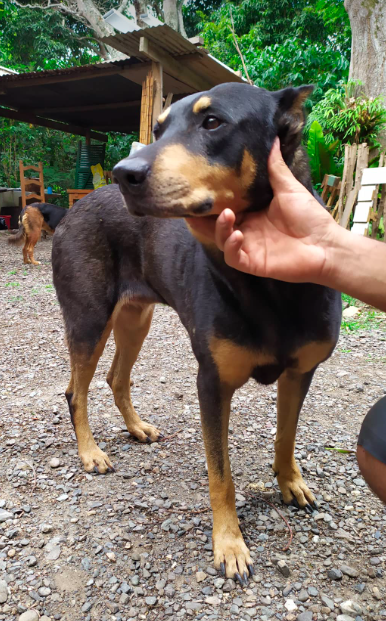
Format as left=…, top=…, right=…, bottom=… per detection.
left=69, top=322, right=113, bottom=473
left=291, top=341, right=334, bottom=374
left=23, top=208, right=44, bottom=265
left=22, top=243, right=30, bottom=264
left=193, top=95, right=211, bottom=114
left=209, top=336, right=276, bottom=388
left=202, top=386, right=252, bottom=579
left=274, top=369, right=315, bottom=506
left=27, top=235, right=41, bottom=265
left=107, top=302, right=161, bottom=442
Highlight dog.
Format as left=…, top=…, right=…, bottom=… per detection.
left=52, top=83, right=341, bottom=585
left=8, top=202, right=67, bottom=265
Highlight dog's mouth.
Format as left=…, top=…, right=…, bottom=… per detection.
left=121, top=193, right=215, bottom=219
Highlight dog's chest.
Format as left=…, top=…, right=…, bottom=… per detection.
left=209, top=336, right=334, bottom=388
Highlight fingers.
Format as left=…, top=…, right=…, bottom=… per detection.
left=268, top=137, right=306, bottom=194
left=215, top=209, right=236, bottom=250
left=223, top=230, right=250, bottom=273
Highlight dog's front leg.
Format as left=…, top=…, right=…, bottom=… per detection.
left=274, top=368, right=317, bottom=511
left=197, top=365, right=253, bottom=586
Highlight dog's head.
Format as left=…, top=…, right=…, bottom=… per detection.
left=113, top=83, right=313, bottom=218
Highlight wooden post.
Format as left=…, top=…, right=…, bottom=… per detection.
left=151, top=61, right=163, bottom=130
left=85, top=130, right=91, bottom=146
left=340, top=143, right=369, bottom=229
left=336, top=144, right=357, bottom=222
left=139, top=69, right=154, bottom=145
left=370, top=152, right=385, bottom=239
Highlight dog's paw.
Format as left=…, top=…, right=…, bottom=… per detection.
left=127, top=420, right=162, bottom=443
left=213, top=527, right=253, bottom=586
left=275, top=464, right=317, bottom=512
left=80, top=446, right=115, bottom=474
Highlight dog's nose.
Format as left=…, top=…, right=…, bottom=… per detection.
left=113, top=158, right=150, bottom=192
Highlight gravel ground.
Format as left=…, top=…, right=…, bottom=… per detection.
left=0, top=232, right=385, bottom=621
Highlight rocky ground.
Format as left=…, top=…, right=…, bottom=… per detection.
left=0, top=232, right=385, bottom=621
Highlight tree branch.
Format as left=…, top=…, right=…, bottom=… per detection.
left=13, top=0, right=72, bottom=11
left=117, top=0, right=129, bottom=13
left=229, top=7, right=253, bottom=86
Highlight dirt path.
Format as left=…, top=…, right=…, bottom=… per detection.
left=0, top=233, right=385, bottom=621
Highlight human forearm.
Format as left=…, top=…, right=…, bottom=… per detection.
left=323, top=226, right=386, bottom=312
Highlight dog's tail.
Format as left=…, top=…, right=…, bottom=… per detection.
left=8, top=214, right=26, bottom=246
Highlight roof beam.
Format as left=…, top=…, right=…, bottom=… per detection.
left=33, top=100, right=141, bottom=115
left=0, top=66, right=127, bottom=89
left=139, top=37, right=212, bottom=92
left=0, top=107, right=108, bottom=142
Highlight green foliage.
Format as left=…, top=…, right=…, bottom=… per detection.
left=0, top=118, right=136, bottom=207
left=307, top=81, right=386, bottom=154
left=306, top=121, right=341, bottom=185
left=190, top=0, right=350, bottom=99
left=105, top=133, right=138, bottom=171
left=0, top=0, right=100, bottom=72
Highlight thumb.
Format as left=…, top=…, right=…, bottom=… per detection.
left=268, top=137, right=305, bottom=195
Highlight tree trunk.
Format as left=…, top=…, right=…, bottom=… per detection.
left=344, top=0, right=386, bottom=99
left=75, top=0, right=126, bottom=60
left=163, top=0, right=187, bottom=37
left=133, top=0, right=152, bottom=29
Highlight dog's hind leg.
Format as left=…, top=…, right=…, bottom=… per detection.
left=273, top=369, right=317, bottom=511
left=66, top=321, right=114, bottom=473
left=22, top=241, right=30, bottom=264
left=26, top=232, right=41, bottom=265
left=107, top=303, right=162, bottom=443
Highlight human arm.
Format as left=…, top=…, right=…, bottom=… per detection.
left=187, top=138, right=386, bottom=312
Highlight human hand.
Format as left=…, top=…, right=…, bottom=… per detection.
left=187, top=138, right=338, bottom=284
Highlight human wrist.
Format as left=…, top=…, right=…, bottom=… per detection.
left=317, top=220, right=353, bottom=289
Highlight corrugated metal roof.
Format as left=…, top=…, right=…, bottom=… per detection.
left=103, top=24, right=198, bottom=60
left=0, top=58, right=135, bottom=83
left=0, top=25, right=243, bottom=88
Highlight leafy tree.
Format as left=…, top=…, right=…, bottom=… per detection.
left=0, top=0, right=100, bottom=71
left=192, top=0, right=350, bottom=101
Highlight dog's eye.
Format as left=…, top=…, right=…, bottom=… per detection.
left=203, top=116, right=221, bottom=131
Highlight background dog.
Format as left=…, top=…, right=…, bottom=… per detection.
left=8, top=202, right=67, bottom=265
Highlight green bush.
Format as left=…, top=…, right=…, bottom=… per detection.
left=306, top=81, right=386, bottom=155
left=306, top=120, right=342, bottom=186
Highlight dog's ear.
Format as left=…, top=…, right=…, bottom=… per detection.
left=273, top=85, right=314, bottom=161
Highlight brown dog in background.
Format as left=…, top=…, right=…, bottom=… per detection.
left=8, top=202, right=67, bottom=265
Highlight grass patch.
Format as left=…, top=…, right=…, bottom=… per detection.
left=341, top=293, right=357, bottom=307
left=5, top=281, right=20, bottom=288
left=341, top=293, right=385, bottom=332
left=342, top=309, right=385, bottom=332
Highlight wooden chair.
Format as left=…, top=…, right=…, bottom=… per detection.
left=321, top=174, right=341, bottom=216
left=19, top=160, right=45, bottom=208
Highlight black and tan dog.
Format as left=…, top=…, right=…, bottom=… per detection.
left=8, top=202, right=66, bottom=265
left=52, top=83, right=341, bottom=585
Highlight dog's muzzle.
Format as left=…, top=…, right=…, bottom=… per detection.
left=113, top=158, right=150, bottom=196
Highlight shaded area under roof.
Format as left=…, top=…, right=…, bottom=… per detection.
left=0, top=25, right=244, bottom=141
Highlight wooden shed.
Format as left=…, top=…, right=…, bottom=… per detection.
left=0, top=25, right=244, bottom=145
